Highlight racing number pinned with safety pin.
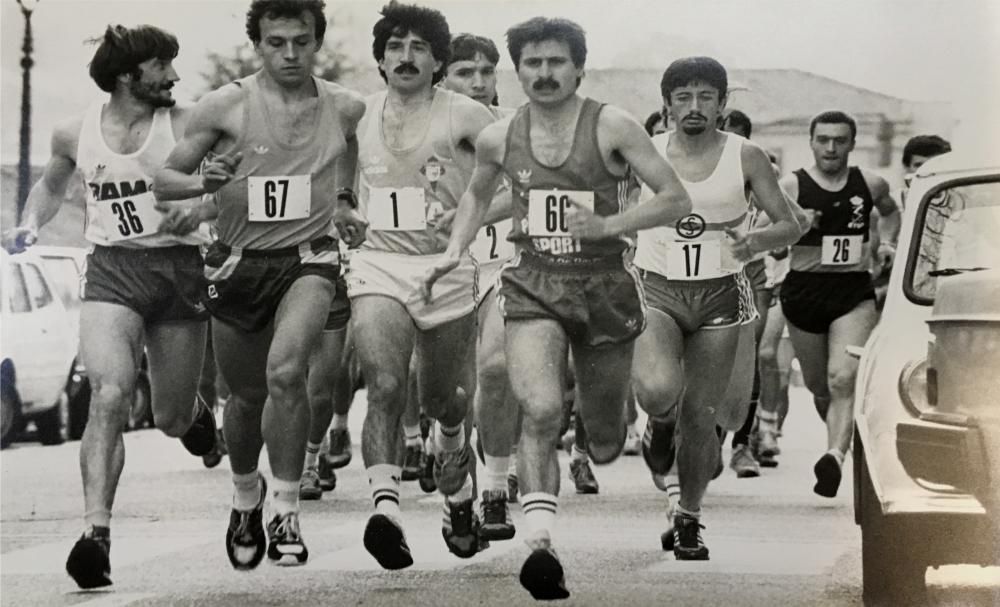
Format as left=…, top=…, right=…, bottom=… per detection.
left=527, top=189, right=593, bottom=255
left=98, top=191, right=163, bottom=242
left=822, top=235, right=863, bottom=265
left=247, top=175, right=311, bottom=222
left=367, top=187, right=428, bottom=231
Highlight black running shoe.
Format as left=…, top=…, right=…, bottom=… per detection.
left=418, top=450, right=437, bottom=493
left=519, top=546, right=570, bottom=601
left=226, top=475, right=267, bottom=570
left=318, top=456, right=337, bottom=491
left=569, top=459, right=599, bottom=494
left=201, top=429, right=226, bottom=469
left=266, top=512, right=309, bottom=566
left=363, top=513, right=413, bottom=570
left=327, top=428, right=352, bottom=470
left=442, top=497, right=481, bottom=558
left=480, top=489, right=515, bottom=541
left=642, top=417, right=676, bottom=476
left=66, top=526, right=112, bottom=589
left=813, top=453, right=842, bottom=498
left=671, top=513, right=709, bottom=560
left=507, top=474, right=519, bottom=504
left=401, top=444, right=423, bottom=481
left=181, top=397, right=217, bottom=457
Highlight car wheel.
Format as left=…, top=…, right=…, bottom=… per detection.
left=36, top=392, right=69, bottom=446
left=126, top=372, right=152, bottom=432
left=1, top=380, right=21, bottom=449
left=859, top=448, right=929, bottom=606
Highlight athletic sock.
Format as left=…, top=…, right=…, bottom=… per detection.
left=271, top=478, right=299, bottom=516
left=446, top=475, right=475, bottom=503
left=404, top=424, right=422, bottom=448
left=664, top=471, right=681, bottom=513
left=84, top=508, right=112, bottom=529
left=571, top=445, right=589, bottom=463
left=304, top=441, right=321, bottom=470
left=508, top=445, right=519, bottom=475
left=757, top=409, right=779, bottom=433
left=233, top=471, right=262, bottom=511
left=435, top=421, right=465, bottom=453
left=368, top=464, right=402, bottom=520
left=483, top=454, right=510, bottom=493
left=320, top=430, right=331, bottom=455
left=675, top=503, right=701, bottom=520
left=521, top=492, right=557, bottom=543
left=331, top=413, right=349, bottom=431
left=827, top=448, right=845, bottom=467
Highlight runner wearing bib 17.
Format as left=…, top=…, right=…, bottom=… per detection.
left=1, top=25, right=222, bottom=590
left=778, top=110, right=899, bottom=499
left=155, top=0, right=368, bottom=571
left=421, top=18, right=692, bottom=600
left=631, top=57, right=802, bottom=562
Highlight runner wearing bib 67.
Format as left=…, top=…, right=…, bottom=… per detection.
left=778, top=110, right=899, bottom=499
left=155, top=0, right=368, bottom=570
left=1, top=25, right=222, bottom=590
left=421, top=18, right=692, bottom=600
left=631, top=57, right=802, bottom=561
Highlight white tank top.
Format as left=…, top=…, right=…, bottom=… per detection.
left=77, top=102, right=207, bottom=247
left=634, top=132, right=749, bottom=280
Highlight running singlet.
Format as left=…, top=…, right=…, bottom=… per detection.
left=502, top=98, right=632, bottom=259
left=213, top=74, right=349, bottom=249
left=634, top=132, right=750, bottom=280
left=78, top=103, right=206, bottom=248
left=790, top=167, right=874, bottom=273
left=357, top=88, right=473, bottom=255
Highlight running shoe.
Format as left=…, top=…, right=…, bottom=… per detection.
left=401, top=443, right=423, bottom=481
left=202, top=428, right=227, bottom=468
left=642, top=417, right=676, bottom=477
left=754, top=429, right=780, bottom=468
left=479, top=489, right=515, bottom=541
left=433, top=443, right=472, bottom=496
left=363, top=513, right=413, bottom=570
left=519, top=545, right=570, bottom=601
left=419, top=449, right=437, bottom=493
left=507, top=473, right=519, bottom=504
left=667, top=513, right=709, bottom=560
left=327, top=428, right=352, bottom=469
left=318, top=456, right=337, bottom=491
left=266, top=512, right=308, bottom=566
left=66, top=526, right=112, bottom=589
left=226, top=474, right=267, bottom=570
left=299, top=467, right=322, bottom=501
left=622, top=424, right=641, bottom=456
left=441, top=497, right=481, bottom=558
left=569, top=459, right=599, bottom=494
left=181, top=396, right=218, bottom=457
left=729, top=445, right=761, bottom=478
left=813, top=453, right=842, bottom=498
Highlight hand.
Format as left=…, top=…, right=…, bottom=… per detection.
left=801, top=209, right=822, bottom=231
left=333, top=206, right=368, bottom=249
left=429, top=208, right=457, bottom=235
left=418, top=252, right=461, bottom=303
left=201, top=151, right=243, bottom=194
left=157, top=201, right=203, bottom=235
left=566, top=198, right=607, bottom=240
left=725, top=226, right=755, bottom=263
left=876, top=243, right=896, bottom=273
left=1, top=226, right=37, bottom=254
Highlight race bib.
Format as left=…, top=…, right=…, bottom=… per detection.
left=527, top=190, right=594, bottom=236
left=247, top=175, right=311, bottom=222
left=368, top=187, right=426, bottom=231
left=665, top=239, right=722, bottom=279
left=97, top=191, right=162, bottom=242
left=822, top=235, right=863, bottom=265
left=470, top=218, right=515, bottom=262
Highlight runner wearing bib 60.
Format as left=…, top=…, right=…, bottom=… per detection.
left=778, top=110, right=899, bottom=499
left=422, top=17, right=692, bottom=600
left=1, top=25, right=221, bottom=590
left=155, top=0, right=368, bottom=569
left=632, top=57, right=802, bottom=561
left=349, top=3, right=496, bottom=570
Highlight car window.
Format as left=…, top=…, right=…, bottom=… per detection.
left=909, top=179, right=1000, bottom=301
left=6, top=263, right=32, bottom=314
left=40, top=256, right=82, bottom=309
left=22, top=262, right=55, bottom=310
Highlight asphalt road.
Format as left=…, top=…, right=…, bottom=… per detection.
left=1, top=385, right=864, bottom=606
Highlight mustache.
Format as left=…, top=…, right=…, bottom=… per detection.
left=682, top=113, right=706, bottom=121
left=532, top=78, right=560, bottom=91
left=394, top=63, right=419, bottom=75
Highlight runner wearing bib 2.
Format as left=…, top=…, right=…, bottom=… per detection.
left=778, top=110, right=899, bottom=499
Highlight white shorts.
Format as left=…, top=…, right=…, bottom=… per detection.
left=475, top=257, right=510, bottom=307
left=347, top=249, right=477, bottom=330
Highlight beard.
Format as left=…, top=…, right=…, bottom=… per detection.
left=130, top=80, right=175, bottom=108
left=681, top=122, right=707, bottom=135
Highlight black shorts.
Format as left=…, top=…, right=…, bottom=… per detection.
left=497, top=252, right=646, bottom=348
left=325, top=275, right=351, bottom=332
left=780, top=270, right=874, bottom=334
left=82, top=245, right=208, bottom=323
left=203, top=237, right=340, bottom=333
left=641, top=269, right=756, bottom=334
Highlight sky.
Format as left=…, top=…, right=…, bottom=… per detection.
left=2, top=0, right=999, bottom=164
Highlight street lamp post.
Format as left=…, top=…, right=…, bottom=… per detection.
left=16, top=0, right=39, bottom=225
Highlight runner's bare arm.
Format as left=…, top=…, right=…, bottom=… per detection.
left=742, top=142, right=802, bottom=251
left=452, top=95, right=498, bottom=173
left=330, top=90, right=368, bottom=248
left=864, top=171, right=900, bottom=245
left=1, top=116, right=81, bottom=252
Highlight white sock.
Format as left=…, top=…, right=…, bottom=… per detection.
left=507, top=447, right=518, bottom=477
left=665, top=472, right=681, bottom=513
left=331, top=413, right=349, bottom=431
left=271, top=478, right=299, bottom=516
left=675, top=503, right=700, bottom=520
left=520, top=492, right=557, bottom=543
left=233, top=471, right=262, bottom=511
left=404, top=424, right=422, bottom=448
left=483, top=454, right=509, bottom=493
left=757, top=410, right=779, bottom=433
left=435, top=421, right=465, bottom=453
left=827, top=448, right=845, bottom=467
left=446, top=475, right=475, bottom=504
left=571, top=445, right=589, bottom=463
left=304, top=441, right=321, bottom=470
left=367, top=464, right=402, bottom=520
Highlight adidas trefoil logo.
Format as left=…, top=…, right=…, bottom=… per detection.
left=517, top=169, right=532, bottom=184
left=253, top=144, right=269, bottom=155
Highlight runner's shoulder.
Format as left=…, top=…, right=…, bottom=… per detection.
left=318, top=80, right=366, bottom=121
left=52, top=114, right=85, bottom=159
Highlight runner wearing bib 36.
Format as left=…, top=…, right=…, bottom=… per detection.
left=778, top=110, right=899, bottom=498
left=631, top=57, right=802, bottom=561
left=155, top=0, right=368, bottom=569
left=422, top=17, right=691, bottom=600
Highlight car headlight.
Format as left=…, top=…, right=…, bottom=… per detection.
left=898, top=356, right=932, bottom=416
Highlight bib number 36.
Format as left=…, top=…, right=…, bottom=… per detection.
left=99, top=191, right=162, bottom=243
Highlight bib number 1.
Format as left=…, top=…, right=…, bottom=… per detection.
left=368, top=187, right=427, bottom=231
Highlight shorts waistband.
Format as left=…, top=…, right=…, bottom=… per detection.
left=92, top=244, right=201, bottom=258
left=216, top=236, right=336, bottom=258
left=639, top=268, right=739, bottom=287
left=517, top=251, right=627, bottom=272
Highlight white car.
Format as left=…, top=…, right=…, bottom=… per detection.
left=853, top=147, right=1000, bottom=605
left=1, top=248, right=77, bottom=447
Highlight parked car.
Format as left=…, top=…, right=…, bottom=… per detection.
left=852, top=148, right=1000, bottom=605
left=1, top=248, right=77, bottom=447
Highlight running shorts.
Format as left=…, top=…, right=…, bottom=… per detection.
left=779, top=270, right=875, bottom=334
left=641, top=269, right=756, bottom=334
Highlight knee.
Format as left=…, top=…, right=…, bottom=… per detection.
left=677, top=401, right=716, bottom=436
left=632, top=374, right=681, bottom=417
left=156, top=404, right=195, bottom=438
left=518, top=399, right=562, bottom=439
left=266, top=362, right=307, bottom=404
left=88, top=381, right=131, bottom=427
left=827, top=367, right=857, bottom=398
left=366, top=372, right=406, bottom=409
left=476, top=362, right=507, bottom=403
left=758, top=343, right=779, bottom=370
